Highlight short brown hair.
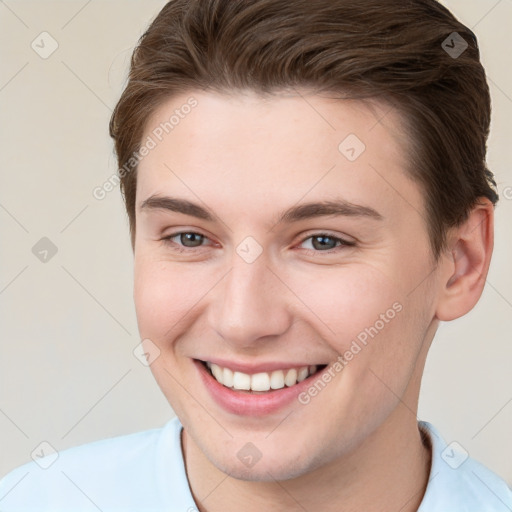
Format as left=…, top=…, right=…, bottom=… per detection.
left=109, top=0, right=498, bottom=261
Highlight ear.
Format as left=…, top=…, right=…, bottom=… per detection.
left=435, top=198, right=494, bottom=322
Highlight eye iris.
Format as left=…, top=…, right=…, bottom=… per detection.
left=312, top=235, right=336, bottom=251
left=181, top=233, right=203, bottom=247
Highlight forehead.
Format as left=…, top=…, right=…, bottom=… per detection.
left=136, top=89, right=423, bottom=225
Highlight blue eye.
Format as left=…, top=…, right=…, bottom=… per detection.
left=161, top=231, right=355, bottom=254
left=162, top=232, right=210, bottom=250
left=298, top=233, right=355, bottom=253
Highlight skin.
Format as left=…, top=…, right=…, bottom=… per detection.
left=133, top=89, right=494, bottom=512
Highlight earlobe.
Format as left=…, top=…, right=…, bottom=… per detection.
left=435, top=199, right=494, bottom=322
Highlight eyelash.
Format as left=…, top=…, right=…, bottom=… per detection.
left=161, top=231, right=356, bottom=255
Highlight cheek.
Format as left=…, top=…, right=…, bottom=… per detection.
left=133, top=256, right=215, bottom=339
left=134, top=257, right=181, bottom=338
left=291, top=266, right=402, bottom=346
left=291, top=265, right=427, bottom=393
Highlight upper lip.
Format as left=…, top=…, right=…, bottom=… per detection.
left=196, top=358, right=328, bottom=374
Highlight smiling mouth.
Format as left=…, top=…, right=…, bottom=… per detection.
left=198, top=360, right=328, bottom=393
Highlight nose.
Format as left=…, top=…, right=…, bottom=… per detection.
left=208, top=253, right=293, bottom=349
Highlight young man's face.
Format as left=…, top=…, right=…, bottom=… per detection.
left=133, top=90, right=441, bottom=480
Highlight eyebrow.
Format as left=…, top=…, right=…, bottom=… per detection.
left=139, top=194, right=384, bottom=225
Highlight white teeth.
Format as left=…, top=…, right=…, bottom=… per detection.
left=223, top=367, right=234, bottom=387
left=210, top=363, right=223, bottom=382
left=233, top=371, right=251, bottom=390
left=284, top=368, right=297, bottom=387
left=251, top=372, right=270, bottom=391
left=269, top=370, right=285, bottom=390
left=205, top=361, right=322, bottom=391
left=297, top=366, right=309, bottom=382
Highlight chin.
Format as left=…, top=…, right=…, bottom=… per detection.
left=223, top=463, right=308, bottom=483
left=210, top=447, right=327, bottom=483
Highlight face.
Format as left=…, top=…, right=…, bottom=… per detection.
left=133, top=89, right=440, bottom=481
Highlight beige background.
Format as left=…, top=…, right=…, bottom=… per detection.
left=1, top=0, right=511, bottom=486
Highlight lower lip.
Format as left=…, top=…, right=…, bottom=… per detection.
left=194, top=359, right=325, bottom=416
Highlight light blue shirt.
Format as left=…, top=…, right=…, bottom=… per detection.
left=1, top=417, right=511, bottom=511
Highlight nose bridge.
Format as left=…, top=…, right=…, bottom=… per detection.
left=208, top=249, right=291, bottom=347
